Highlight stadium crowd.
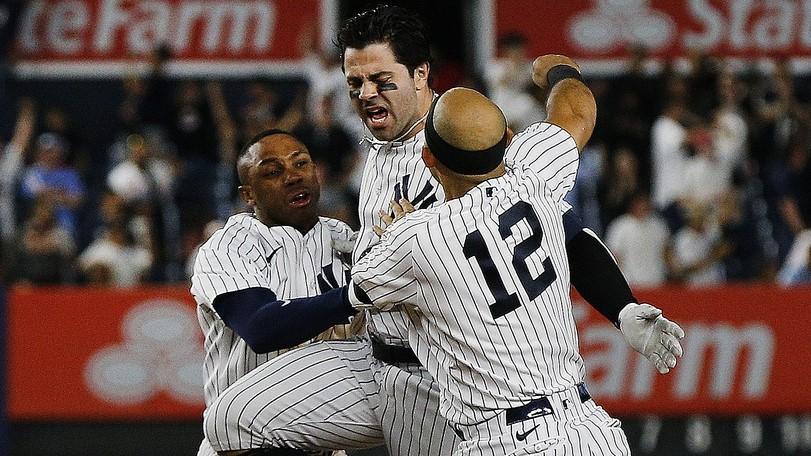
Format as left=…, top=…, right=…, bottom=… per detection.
left=1, top=42, right=810, bottom=288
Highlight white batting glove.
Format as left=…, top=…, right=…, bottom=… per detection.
left=619, top=303, right=685, bottom=374
left=332, top=229, right=358, bottom=254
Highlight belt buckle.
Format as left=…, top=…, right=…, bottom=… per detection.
left=525, top=404, right=553, bottom=419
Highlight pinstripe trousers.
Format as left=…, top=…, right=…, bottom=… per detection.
left=451, top=387, right=630, bottom=456
left=203, top=338, right=462, bottom=455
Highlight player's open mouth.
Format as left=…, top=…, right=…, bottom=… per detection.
left=288, top=191, right=312, bottom=208
left=365, top=106, right=389, bottom=127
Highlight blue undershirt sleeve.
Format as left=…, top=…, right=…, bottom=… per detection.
left=212, top=286, right=356, bottom=353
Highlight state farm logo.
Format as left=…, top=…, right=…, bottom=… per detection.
left=84, top=299, right=204, bottom=406
left=17, top=0, right=276, bottom=56
left=568, top=0, right=675, bottom=52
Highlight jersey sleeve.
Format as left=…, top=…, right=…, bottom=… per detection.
left=351, top=216, right=425, bottom=311
left=190, top=227, right=270, bottom=310
left=505, top=122, right=579, bottom=202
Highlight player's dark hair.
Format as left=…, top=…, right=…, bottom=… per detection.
left=336, top=5, right=432, bottom=76
left=238, top=129, right=293, bottom=159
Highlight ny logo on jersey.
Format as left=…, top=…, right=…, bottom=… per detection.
left=316, top=264, right=350, bottom=293
left=392, top=174, right=438, bottom=210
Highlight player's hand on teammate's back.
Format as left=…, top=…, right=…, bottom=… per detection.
left=618, top=303, right=685, bottom=374
left=373, top=198, right=416, bottom=237
left=531, top=54, right=581, bottom=91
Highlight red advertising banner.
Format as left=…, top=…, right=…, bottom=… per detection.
left=8, top=286, right=204, bottom=420
left=577, top=285, right=811, bottom=415
left=7, top=285, right=811, bottom=420
left=13, top=0, right=324, bottom=76
left=497, top=0, right=811, bottom=60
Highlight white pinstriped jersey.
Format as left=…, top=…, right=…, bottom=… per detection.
left=353, top=164, right=584, bottom=426
left=353, top=122, right=579, bottom=343
left=191, top=213, right=353, bottom=406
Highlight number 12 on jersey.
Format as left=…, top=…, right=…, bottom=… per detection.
left=462, top=201, right=557, bottom=319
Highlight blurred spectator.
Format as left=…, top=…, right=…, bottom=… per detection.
left=485, top=32, right=544, bottom=131
left=713, top=72, right=748, bottom=172
left=303, top=49, right=364, bottom=142
left=599, top=46, right=660, bottom=174
left=651, top=98, right=689, bottom=225
left=42, top=106, right=87, bottom=171
left=1, top=98, right=36, bottom=245
left=686, top=52, right=720, bottom=119
left=778, top=230, right=811, bottom=286
left=139, top=45, right=175, bottom=129
left=107, top=133, right=174, bottom=205
left=78, top=220, right=152, bottom=287
left=240, top=81, right=277, bottom=140
left=605, top=193, right=670, bottom=287
left=718, top=190, right=765, bottom=281
left=19, top=133, right=85, bottom=237
left=567, top=143, right=604, bottom=234
left=170, top=80, right=218, bottom=163
left=14, top=194, right=76, bottom=284
left=599, top=147, right=640, bottom=228
left=681, top=126, right=731, bottom=206
left=671, top=202, right=729, bottom=286
left=298, top=95, right=357, bottom=178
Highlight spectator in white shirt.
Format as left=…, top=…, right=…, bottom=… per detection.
left=671, top=202, right=730, bottom=286
left=605, top=192, right=670, bottom=287
left=79, top=221, right=152, bottom=287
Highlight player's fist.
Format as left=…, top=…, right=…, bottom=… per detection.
left=532, top=54, right=580, bottom=91
left=619, top=303, right=685, bottom=375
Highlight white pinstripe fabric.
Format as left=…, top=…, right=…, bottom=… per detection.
left=190, top=213, right=356, bottom=453
left=354, top=166, right=629, bottom=455
left=191, top=213, right=353, bottom=406
left=203, top=340, right=384, bottom=452
left=349, top=122, right=580, bottom=456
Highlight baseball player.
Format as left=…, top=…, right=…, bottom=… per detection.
left=204, top=6, right=684, bottom=456
left=191, top=129, right=368, bottom=456
left=337, top=6, right=682, bottom=455
left=352, top=87, right=667, bottom=455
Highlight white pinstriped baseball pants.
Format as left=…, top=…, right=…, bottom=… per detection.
left=203, top=339, right=460, bottom=455
left=451, top=386, right=630, bottom=456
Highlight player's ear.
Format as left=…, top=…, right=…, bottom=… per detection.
left=421, top=145, right=437, bottom=168
left=506, top=127, right=515, bottom=146
left=413, top=62, right=429, bottom=91
left=238, top=185, right=256, bottom=207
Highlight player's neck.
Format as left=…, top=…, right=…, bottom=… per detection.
left=393, top=89, right=435, bottom=142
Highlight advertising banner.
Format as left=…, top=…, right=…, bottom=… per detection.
left=12, top=0, right=325, bottom=77
left=7, top=285, right=811, bottom=419
left=8, top=286, right=204, bottom=420
left=496, top=0, right=811, bottom=61
left=576, top=285, right=811, bottom=415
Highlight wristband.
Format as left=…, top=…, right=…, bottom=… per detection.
left=546, top=64, right=583, bottom=89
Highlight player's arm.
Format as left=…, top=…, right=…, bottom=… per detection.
left=563, top=209, right=685, bottom=374
left=212, top=286, right=357, bottom=353
left=192, top=236, right=356, bottom=354
left=351, top=216, right=423, bottom=311
left=532, top=54, right=596, bottom=151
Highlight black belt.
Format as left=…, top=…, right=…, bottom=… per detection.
left=505, top=383, right=592, bottom=425
left=369, top=334, right=420, bottom=365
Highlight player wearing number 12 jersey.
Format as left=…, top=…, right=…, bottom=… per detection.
left=353, top=88, right=632, bottom=456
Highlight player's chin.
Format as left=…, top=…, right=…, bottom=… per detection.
left=365, top=118, right=396, bottom=140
